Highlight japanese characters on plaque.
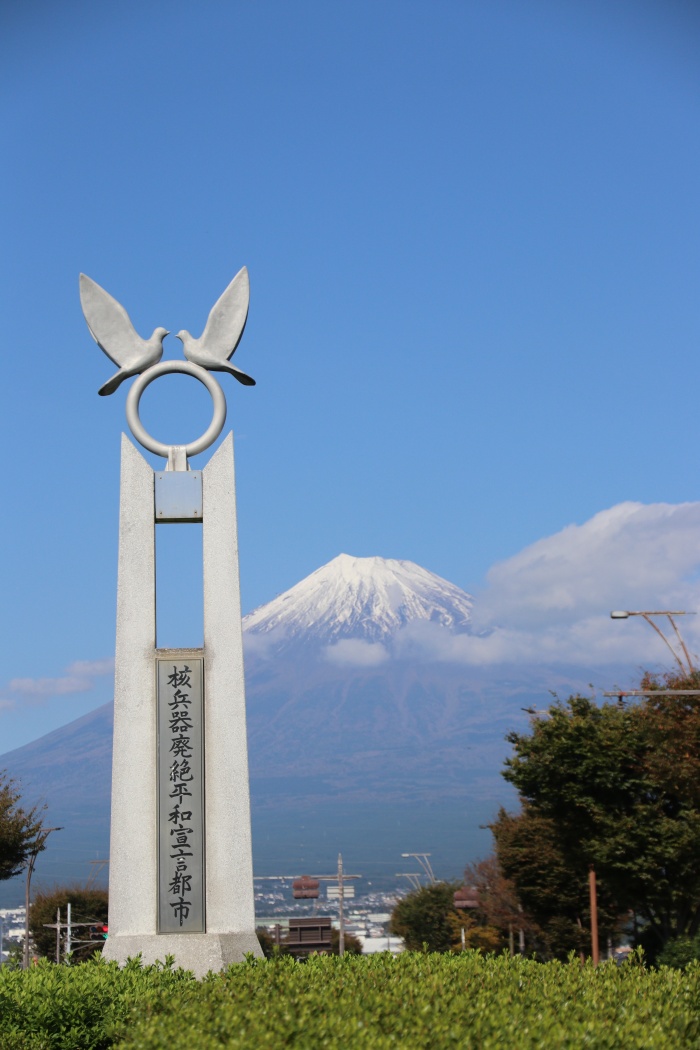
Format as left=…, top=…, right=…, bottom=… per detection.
left=157, top=656, right=205, bottom=933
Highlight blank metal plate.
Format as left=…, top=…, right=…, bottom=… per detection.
left=155, top=471, right=203, bottom=522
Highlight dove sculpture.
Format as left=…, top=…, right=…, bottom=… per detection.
left=80, top=274, right=169, bottom=396
left=176, top=267, right=256, bottom=385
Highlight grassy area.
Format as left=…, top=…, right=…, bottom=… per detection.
left=1, top=951, right=699, bottom=1049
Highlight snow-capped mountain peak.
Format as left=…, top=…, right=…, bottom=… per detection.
left=243, top=554, right=473, bottom=643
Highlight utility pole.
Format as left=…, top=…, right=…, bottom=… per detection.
left=23, top=825, right=62, bottom=969
left=589, top=866, right=599, bottom=966
left=65, top=902, right=72, bottom=961
left=338, top=853, right=345, bottom=957
left=254, top=864, right=361, bottom=956
left=43, top=913, right=104, bottom=962
left=86, top=858, right=109, bottom=891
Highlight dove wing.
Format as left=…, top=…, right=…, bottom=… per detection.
left=79, top=273, right=144, bottom=366
left=199, top=267, right=250, bottom=361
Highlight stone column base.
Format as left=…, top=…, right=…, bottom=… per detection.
left=102, top=931, right=263, bottom=978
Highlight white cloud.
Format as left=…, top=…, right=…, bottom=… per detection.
left=325, top=639, right=389, bottom=667
left=398, top=502, right=700, bottom=668
left=8, top=676, right=94, bottom=698
left=391, top=617, right=665, bottom=667
left=265, top=502, right=700, bottom=668
left=66, top=658, right=114, bottom=677
left=474, top=502, right=700, bottom=630
left=243, top=632, right=277, bottom=659
left=1, top=658, right=114, bottom=706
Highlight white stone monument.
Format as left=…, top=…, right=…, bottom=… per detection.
left=80, top=269, right=262, bottom=975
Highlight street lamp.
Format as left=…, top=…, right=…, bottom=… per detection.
left=610, top=610, right=695, bottom=675
left=395, top=872, right=423, bottom=891
left=401, top=853, right=436, bottom=884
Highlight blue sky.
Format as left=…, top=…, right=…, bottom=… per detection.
left=2, top=0, right=700, bottom=751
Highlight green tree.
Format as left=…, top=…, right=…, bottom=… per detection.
left=490, top=806, right=614, bottom=959
left=389, top=882, right=463, bottom=952
left=638, top=669, right=700, bottom=807
left=29, top=885, right=108, bottom=961
left=657, top=933, right=700, bottom=969
left=390, top=881, right=501, bottom=953
left=0, top=772, right=45, bottom=881
left=463, top=855, right=541, bottom=955
left=493, top=685, right=700, bottom=959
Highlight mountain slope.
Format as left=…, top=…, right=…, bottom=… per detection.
left=0, top=554, right=601, bottom=900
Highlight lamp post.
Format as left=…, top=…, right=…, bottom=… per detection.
left=395, top=872, right=423, bottom=891
left=23, top=826, right=62, bottom=969
left=401, top=853, right=436, bottom=884
left=610, top=610, right=695, bottom=675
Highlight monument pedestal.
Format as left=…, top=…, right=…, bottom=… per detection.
left=103, top=933, right=261, bottom=974
left=102, top=433, right=261, bottom=978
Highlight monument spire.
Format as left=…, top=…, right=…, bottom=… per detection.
left=81, top=270, right=261, bottom=975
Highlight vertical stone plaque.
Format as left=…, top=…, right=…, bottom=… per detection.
left=157, top=653, right=205, bottom=934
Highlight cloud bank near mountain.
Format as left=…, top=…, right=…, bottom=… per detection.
left=475, top=502, right=700, bottom=628
left=315, top=502, right=700, bottom=669
left=6, top=502, right=700, bottom=698
left=325, top=639, right=391, bottom=667
left=434, top=501, right=700, bottom=666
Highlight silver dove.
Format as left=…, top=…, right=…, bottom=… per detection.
left=176, top=267, right=255, bottom=386
left=79, top=273, right=168, bottom=396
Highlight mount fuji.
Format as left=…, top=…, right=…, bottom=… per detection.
left=0, top=555, right=589, bottom=900
left=244, top=554, right=474, bottom=644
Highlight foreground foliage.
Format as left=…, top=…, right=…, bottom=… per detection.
left=493, top=676, right=700, bottom=959
left=2, top=951, right=700, bottom=1049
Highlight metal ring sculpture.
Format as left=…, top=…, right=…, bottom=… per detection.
left=125, top=360, right=227, bottom=459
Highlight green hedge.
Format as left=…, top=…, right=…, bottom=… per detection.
left=0, top=956, right=190, bottom=1050
left=1, top=951, right=700, bottom=1049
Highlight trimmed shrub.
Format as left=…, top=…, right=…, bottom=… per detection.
left=1, top=951, right=700, bottom=1049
